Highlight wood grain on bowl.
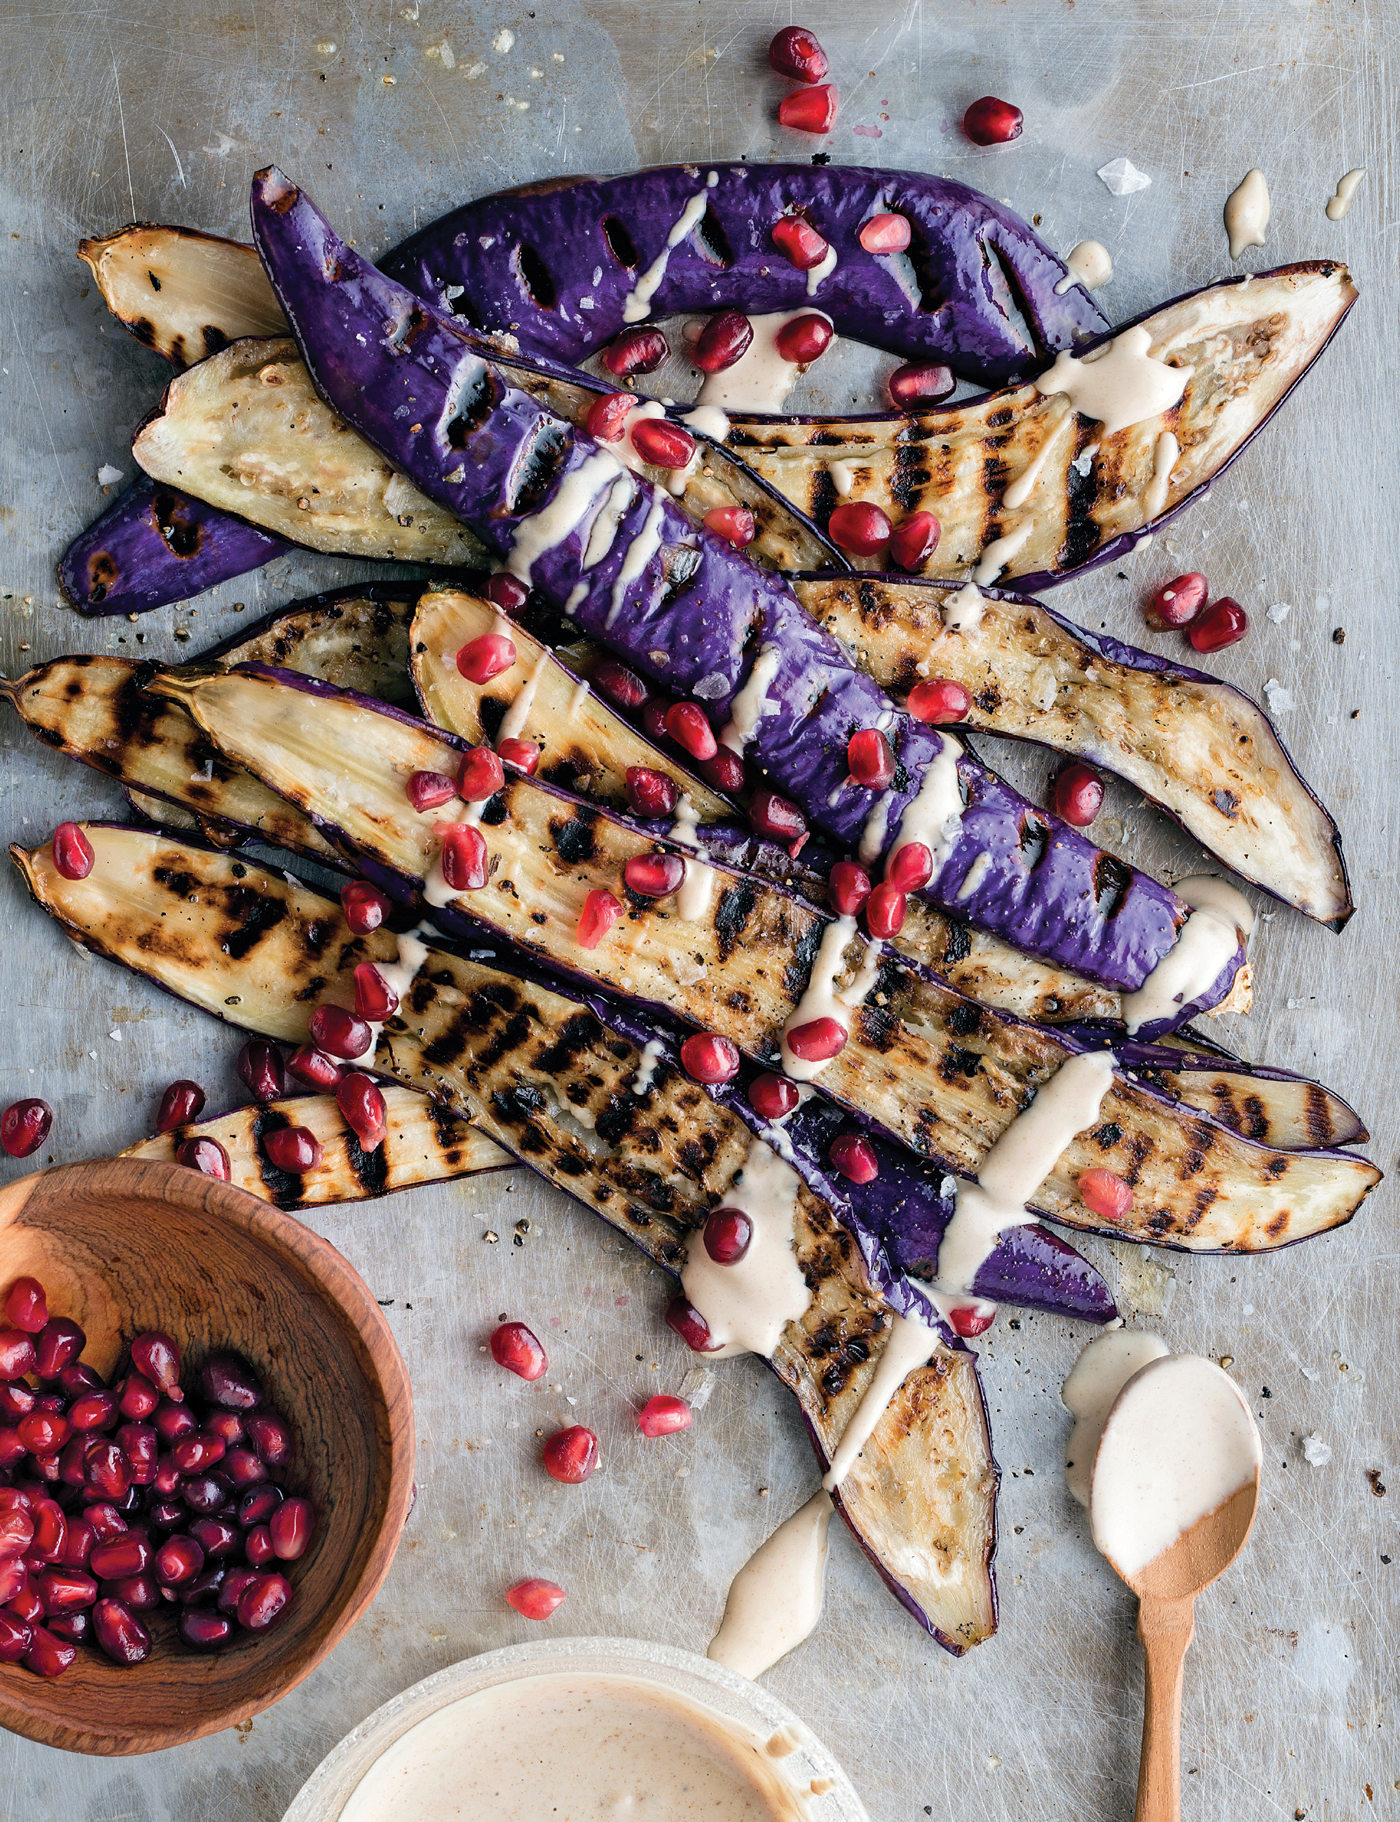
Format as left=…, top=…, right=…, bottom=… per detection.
left=0, top=1157, right=414, bottom=1755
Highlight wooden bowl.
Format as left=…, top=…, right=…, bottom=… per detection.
left=0, top=1157, right=415, bottom=1755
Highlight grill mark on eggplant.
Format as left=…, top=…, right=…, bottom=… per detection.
left=250, top=1109, right=300, bottom=1208
left=1058, top=427, right=1102, bottom=569
left=221, top=887, right=288, bottom=960
left=551, top=811, right=598, bottom=866
left=1092, top=852, right=1135, bottom=924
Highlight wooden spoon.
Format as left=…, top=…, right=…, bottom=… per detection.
left=1104, top=1466, right=1260, bottom=1822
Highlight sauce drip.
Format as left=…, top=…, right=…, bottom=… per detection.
left=1054, top=239, right=1113, bottom=294
left=778, top=916, right=883, bottom=1083
left=697, top=311, right=832, bottom=415
left=623, top=173, right=720, bottom=323
left=1120, top=875, right=1252, bottom=1035
left=1034, top=324, right=1188, bottom=437
left=1326, top=167, right=1366, bottom=221
left=680, top=1138, right=810, bottom=1358
left=822, top=1311, right=938, bottom=1489
left=708, top=1491, right=833, bottom=1681
left=1223, top=168, right=1270, bottom=260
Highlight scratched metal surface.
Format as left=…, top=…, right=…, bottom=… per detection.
left=0, top=2, right=1395, bottom=1817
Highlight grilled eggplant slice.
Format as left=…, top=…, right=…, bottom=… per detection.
left=247, top=172, right=1247, bottom=1020
left=1119, top=1034, right=1367, bottom=1153
left=79, top=223, right=286, bottom=366
left=203, top=582, right=420, bottom=703
left=143, top=664, right=1378, bottom=1250
left=58, top=473, right=288, bottom=617
left=731, top=263, right=1357, bottom=587
left=797, top=574, right=1351, bottom=926
left=15, top=823, right=998, bottom=1652
left=124, top=1087, right=512, bottom=1206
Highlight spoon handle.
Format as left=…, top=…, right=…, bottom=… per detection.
left=1133, top=1593, right=1197, bottom=1822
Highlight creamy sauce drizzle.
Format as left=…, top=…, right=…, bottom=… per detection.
left=805, top=243, right=838, bottom=296
left=506, top=449, right=621, bottom=582
left=973, top=516, right=1035, bottom=585
left=957, top=850, right=992, bottom=901
left=697, top=311, right=830, bottom=415
left=496, top=647, right=549, bottom=746
left=1091, top=1354, right=1261, bottom=1579
left=1054, top=239, right=1113, bottom=294
left=826, top=458, right=857, bottom=497
left=681, top=1138, right=810, bottom=1359
left=1143, top=429, right=1179, bottom=521
left=1224, top=168, right=1270, bottom=260
left=779, top=916, right=883, bottom=1083
left=631, top=1037, right=665, bottom=1096
left=568, top=677, right=592, bottom=719
left=1326, top=167, right=1366, bottom=221
left=670, top=793, right=719, bottom=923
left=1034, top=323, right=1188, bottom=437
left=1002, top=436, right=1059, bottom=512
left=607, top=486, right=668, bottom=629
left=623, top=174, right=718, bottom=323
left=362, top=927, right=433, bottom=1052
left=885, top=732, right=964, bottom=883
left=719, top=646, right=781, bottom=755
left=708, top=1492, right=833, bottom=1682
left=822, top=1311, right=938, bottom=1490
left=1120, top=875, right=1253, bottom=1035
left=683, top=403, right=733, bottom=443
left=1062, top=1328, right=1170, bottom=1507
left=583, top=473, right=637, bottom=569
left=941, top=582, right=985, bottom=635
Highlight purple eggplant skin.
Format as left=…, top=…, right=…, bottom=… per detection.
left=381, top=162, right=1109, bottom=386
left=58, top=474, right=288, bottom=617
left=248, top=170, right=1242, bottom=1027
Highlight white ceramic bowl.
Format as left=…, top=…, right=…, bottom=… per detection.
left=284, top=1636, right=868, bottom=1820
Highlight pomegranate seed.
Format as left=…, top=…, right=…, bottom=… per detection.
left=963, top=95, right=1023, bottom=146
left=490, top=1321, right=548, bottom=1382
left=0, top=1510, right=33, bottom=1559
left=84, top=1442, right=132, bottom=1502
left=58, top=1518, right=95, bottom=1570
left=155, top=1535, right=204, bottom=1588
left=703, top=506, right=755, bottom=548
left=624, top=853, right=686, bottom=898
left=0, top=1329, right=37, bottom=1381
left=948, top=1304, right=996, bottom=1338
left=204, top=1412, right=244, bottom=1448
left=664, top=1295, right=719, bottom=1353
left=23, top=1625, right=78, bottom=1677
left=696, top=748, right=746, bottom=795
left=287, top=1046, right=343, bottom=1091
left=847, top=727, right=894, bottom=789
left=889, top=511, right=941, bottom=573
left=777, top=84, right=838, bottom=134
left=90, top=1533, right=151, bottom=1580
left=828, top=1133, right=879, bottom=1184
left=601, top=327, right=669, bottom=376
left=858, top=211, right=912, bottom=255
left=0, top=1613, right=32, bottom=1663
left=908, top=679, right=971, bottom=724
left=506, top=1577, right=566, bottom=1620
left=1146, top=571, right=1209, bottom=630
left=171, top=1432, right=226, bottom=1474
left=1, top=1099, right=52, bottom=1159
left=9, top=1574, right=43, bottom=1622
left=594, top=658, right=649, bottom=711
left=542, top=1425, right=599, bottom=1484
left=640, top=699, right=672, bottom=744
left=0, top=1561, right=26, bottom=1608
left=19, top=1412, right=70, bottom=1455
left=630, top=417, right=695, bottom=471
left=337, top=1073, right=387, bottom=1151
left=888, top=361, right=956, bottom=410
left=828, top=861, right=872, bottom=918
left=353, top=961, right=399, bottom=1022
left=625, top=766, right=679, bottom=819
left=456, top=632, right=517, bottom=684
left=117, top=1423, right=158, bottom=1485
left=223, top=1446, right=268, bottom=1489
left=267, top=1495, right=316, bottom=1562
left=1188, top=596, right=1249, bottom=653
left=665, top=702, right=717, bottom=762
left=0, top=1382, right=35, bottom=1420
left=768, top=25, right=828, bottom=82
left=636, top=1394, right=693, bottom=1438
left=68, top=1389, right=118, bottom=1433
left=235, top=1039, right=286, bottom=1105
left=771, top=216, right=830, bottom=270
left=887, top=841, right=934, bottom=893
left=1078, top=1167, right=1134, bottom=1222
left=458, top=745, right=506, bottom=802
left=585, top=391, right=635, bottom=442
left=784, top=1015, right=849, bottom=1062
left=694, top=311, right=754, bottom=374
left=748, top=1073, right=800, bottom=1121
left=156, top=1079, right=206, bottom=1133
left=176, top=1136, right=231, bottom=1180
left=37, top=1567, right=99, bottom=1614
left=263, top=1124, right=323, bottom=1175
left=85, top=1503, right=128, bottom=1543
left=181, top=1562, right=228, bottom=1608
left=4, top=1277, right=47, bottom=1334
left=203, top=1350, right=265, bottom=1413
left=577, top=888, right=624, bottom=950
left=341, top=879, right=392, bottom=934
left=865, top=882, right=907, bottom=939
left=154, top=1401, right=196, bottom=1444
left=485, top=572, right=530, bottom=614
left=773, top=313, right=834, bottom=364
left=190, top=1520, right=240, bottom=1566
left=307, top=1003, right=373, bottom=1060
left=181, top=1471, right=232, bottom=1515
left=828, top=501, right=892, bottom=557
left=92, top=1595, right=153, bottom=1664
left=58, top=1360, right=102, bottom=1396
left=748, top=791, right=807, bottom=852
left=238, top=1485, right=283, bottom=1528
left=179, top=1608, right=234, bottom=1650
left=439, top=822, right=490, bottom=892
left=406, top=768, right=456, bottom=812
left=680, top=1032, right=740, bottom=1084
left=245, top=1410, right=293, bottom=1463
left=33, top=1316, right=81, bottom=1382
left=244, top=1524, right=276, bottom=1567
left=498, top=737, right=539, bottom=774
left=237, top=1570, right=293, bottom=1633
left=702, top=1208, right=752, bottom=1265
left=52, top=822, right=95, bottom=881
left=131, top=1331, right=181, bottom=1400
left=1050, top=761, right=1104, bottom=828
left=29, top=1497, right=66, bottom=1560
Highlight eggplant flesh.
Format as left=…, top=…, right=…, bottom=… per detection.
left=146, top=663, right=1379, bottom=1252
left=205, top=581, right=421, bottom=703
left=733, top=263, right=1358, bottom=588
left=79, top=223, right=287, bottom=367
left=1118, top=1039, right=1368, bottom=1154
left=124, top=1086, right=512, bottom=1207
left=247, top=172, right=1244, bottom=1020
left=16, top=823, right=998, bottom=1653
left=797, top=574, right=1351, bottom=927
